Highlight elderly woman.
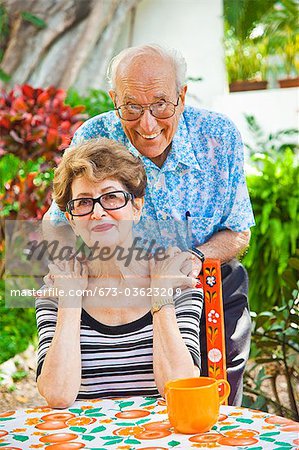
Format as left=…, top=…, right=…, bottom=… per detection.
left=36, top=138, right=203, bottom=408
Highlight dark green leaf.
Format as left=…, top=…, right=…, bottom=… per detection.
left=13, top=435, right=29, bottom=442
left=136, top=418, right=151, bottom=425
left=68, top=408, right=83, bottom=414
left=84, top=408, right=102, bottom=414
left=259, top=432, right=280, bottom=437
left=124, top=438, right=141, bottom=444
left=101, top=436, right=123, bottom=441
left=0, top=68, right=11, bottom=82
left=21, top=11, right=47, bottom=28
left=220, top=425, right=240, bottom=431
left=236, top=418, right=254, bottom=424
left=118, top=401, right=135, bottom=409
left=69, top=426, right=87, bottom=433
left=90, top=425, right=107, bottom=433
left=167, top=440, right=181, bottom=447
left=82, top=435, right=96, bottom=441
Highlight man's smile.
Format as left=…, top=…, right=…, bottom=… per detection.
left=137, top=130, right=162, bottom=140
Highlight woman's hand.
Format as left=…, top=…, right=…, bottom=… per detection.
left=149, top=247, right=199, bottom=291
left=43, top=257, right=88, bottom=306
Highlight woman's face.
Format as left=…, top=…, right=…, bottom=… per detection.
left=66, top=176, right=144, bottom=249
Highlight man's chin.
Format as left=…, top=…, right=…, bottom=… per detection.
left=134, top=140, right=167, bottom=159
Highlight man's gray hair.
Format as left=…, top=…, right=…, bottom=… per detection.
left=107, top=44, right=187, bottom=92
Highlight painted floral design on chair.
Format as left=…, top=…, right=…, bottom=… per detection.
left=200, top=259, right=226, bottom=395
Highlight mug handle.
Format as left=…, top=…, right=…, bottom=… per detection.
left=216, top=379, right=231, bottom=404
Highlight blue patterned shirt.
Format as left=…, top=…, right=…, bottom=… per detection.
left=49, top=106, right=255, bottom=248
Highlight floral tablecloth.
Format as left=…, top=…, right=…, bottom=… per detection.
left=0, top=396, right=298, bottom=449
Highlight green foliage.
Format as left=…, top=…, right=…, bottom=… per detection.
left=262, top=0, right=299, bottom=77
left=12, top=369, right=28, bottom=382
left=225, top=32, right=268, bottom=83
left=0, top=84, right=85, bottom=220
left=0, top=2, right=11, bottom=83
left=224, top=0, right=299, bottom=83
left=0, top=3, right=9, bottom=40
left=0, top=280, right=37, bottom=365
left=243, top=254, right=299, bottom=420
left=65, top=88, right=114, bottom=118
left=0, top=68, right=11, bottom=83
left=21, top=11, right=47, bottom=29
left=244, top=116, right=299, bottom=312
left=223, top=0, right=276, bottom=42
left=0, top=84, right=87, bottom=364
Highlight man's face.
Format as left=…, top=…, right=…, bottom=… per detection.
left=109, top=55, right=187, bottom=161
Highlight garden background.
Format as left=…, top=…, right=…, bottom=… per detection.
left=0, top=0, right=298, bottom=419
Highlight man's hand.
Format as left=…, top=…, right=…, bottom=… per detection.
left=149, top=247, right=198, bottom=294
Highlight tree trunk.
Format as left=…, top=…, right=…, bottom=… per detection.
left=1, top=0, right=141, bottom=91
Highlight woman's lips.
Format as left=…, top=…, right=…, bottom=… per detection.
left=91, top=224, right=115, bottom=232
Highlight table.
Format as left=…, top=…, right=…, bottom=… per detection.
left=0, top=396, right=298, bottom=449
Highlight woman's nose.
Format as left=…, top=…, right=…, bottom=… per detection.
left=91, top=201, right=106, bottom=219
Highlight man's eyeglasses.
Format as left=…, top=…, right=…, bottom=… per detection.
left=66, top=191, right=134, bottom=217
left=114, top=98, right=180, bottom=121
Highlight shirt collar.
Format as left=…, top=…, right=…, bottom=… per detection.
left=163, top=112, right=202, bottom=172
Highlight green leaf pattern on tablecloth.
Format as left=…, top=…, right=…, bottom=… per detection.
left=0, top=397, right=297, bottom=449
left=89, top=425, right=107, bottom=433
left=69, top=426, right=87, bottom=433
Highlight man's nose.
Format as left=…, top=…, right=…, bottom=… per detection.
left=91, top=201, right=106, bottom=219
left=139, top=109, right=158, bottom=133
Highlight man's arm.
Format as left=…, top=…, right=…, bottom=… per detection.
left=188, top=229, right=251, bottom=276
left=199, top=229, right=251, bottom=263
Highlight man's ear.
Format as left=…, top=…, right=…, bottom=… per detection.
left=109, top=90, right=119, bottom=117
left=109, top=90, right=116, bottom=104
left=133, top=197, right=144, bottom=224
left=180, top=85, right=187, bottom=107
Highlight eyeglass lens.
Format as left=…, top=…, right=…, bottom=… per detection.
left=70, top=192, right=128, bottom=215
left=119, top=101, right=176, bottom=120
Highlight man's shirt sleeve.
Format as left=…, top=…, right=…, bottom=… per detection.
left=219, top=118, right=255, bottom=232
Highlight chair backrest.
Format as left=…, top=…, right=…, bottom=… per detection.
left=199, top=259, right=228, bottom=402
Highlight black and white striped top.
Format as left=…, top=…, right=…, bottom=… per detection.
left=36, top=289, right=203, bottom=399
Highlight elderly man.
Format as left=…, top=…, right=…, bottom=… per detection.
left=46, top=44, right=255, bottom=405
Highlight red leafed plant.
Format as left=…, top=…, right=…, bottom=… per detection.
left=0, top=85, right=86, bottom=275
left=0, top=84, right=86, bottom=162
left=0, top=84, right=86, bottom=218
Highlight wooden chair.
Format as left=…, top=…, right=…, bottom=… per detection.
left=198, top=259, right=228, bottom=403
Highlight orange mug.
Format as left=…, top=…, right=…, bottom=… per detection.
left=165, top=377, right=230, bottom=434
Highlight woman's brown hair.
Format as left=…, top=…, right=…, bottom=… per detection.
left=53, top=138, right=147, bottom=211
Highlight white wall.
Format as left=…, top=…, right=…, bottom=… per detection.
left=111, top=0, right=298, bottom=150
left=113, top=0, right=226, bottom=108
left=212, top=88, right=299, bottom=151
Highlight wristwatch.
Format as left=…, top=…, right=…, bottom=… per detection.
left=151, top=297, right=174, bottom=315
left=189, top=247, right=205, bottom=263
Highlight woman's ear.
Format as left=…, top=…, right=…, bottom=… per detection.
left=133, top=197, right=144, bottom=224
left=65, top=212, right=79, bottom=236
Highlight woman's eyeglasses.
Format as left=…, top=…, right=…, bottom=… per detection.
left=66, top=191, right=134, bottom=217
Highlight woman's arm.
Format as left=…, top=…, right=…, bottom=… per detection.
left=150, top=249, right=202, bottom=396
left=36, top=258, right=87, bottom=408
left=37, top=305, right=82, bottom=408
left=152, top=303, right=199, bottom=397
